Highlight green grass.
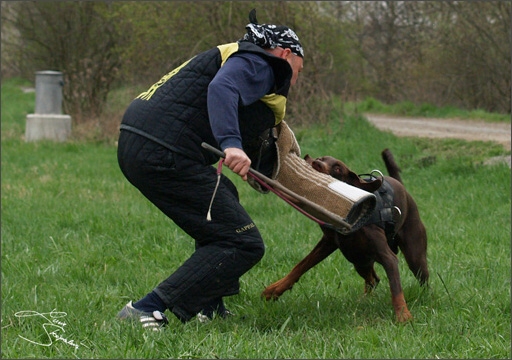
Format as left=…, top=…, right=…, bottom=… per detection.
left=1, top=78, right=510, bottom=358
left=1, top=78, right=35, bottom=140
left=344, top=97, right=511, bottom=122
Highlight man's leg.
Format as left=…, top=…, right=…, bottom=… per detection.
left=129, top=157, right=265, bottom=322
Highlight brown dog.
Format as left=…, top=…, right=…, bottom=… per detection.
left=262, top=149, right=429, bottom=322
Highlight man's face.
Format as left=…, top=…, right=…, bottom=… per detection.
left=287, top=53, right=303, bottom=86
left=272, top=47, right=304, bottom=86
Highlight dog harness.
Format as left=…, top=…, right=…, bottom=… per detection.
left=360, top=176, right=400, bottom=251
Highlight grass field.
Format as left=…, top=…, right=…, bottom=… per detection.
left=1, top=78, right=510, bottom=358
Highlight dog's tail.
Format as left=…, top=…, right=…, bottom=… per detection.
left=382, top=148, right=403, bottom=184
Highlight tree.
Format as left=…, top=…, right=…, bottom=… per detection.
left=2, top=1, right=509, bottom=131
left=434, top=1, right=511, bottom=112
left=2, top=2, right=122, bottom=121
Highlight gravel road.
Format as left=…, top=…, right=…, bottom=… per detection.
left=365, top=114, right=511, bottom=167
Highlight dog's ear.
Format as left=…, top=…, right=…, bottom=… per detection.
left=346, top=170, right=382, bottom=193
left=304, top=154, right=313, bottom=165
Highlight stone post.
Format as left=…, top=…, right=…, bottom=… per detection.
left=25, top=71, right=72, bottom=142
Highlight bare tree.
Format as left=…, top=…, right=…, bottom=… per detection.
left=2, top=1, right=508, bottom=134
left=436, top=1, right=511, bottom=112
left=2, top=2, right=122, bottom=121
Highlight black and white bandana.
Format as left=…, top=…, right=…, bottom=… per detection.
left=240, top=9, right=304, bottom=58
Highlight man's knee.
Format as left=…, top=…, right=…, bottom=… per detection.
left=239, top=232, right=265, bottom=267
left=247, top=240, right=265, bottom=265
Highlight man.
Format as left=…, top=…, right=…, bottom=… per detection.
left=117, top=9, right=304, bottom=329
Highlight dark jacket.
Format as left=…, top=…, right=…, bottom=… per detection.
left=120, top=41, right=293, bottom=165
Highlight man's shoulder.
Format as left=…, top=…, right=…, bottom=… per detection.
left=230, top=51, right=269, bottom=63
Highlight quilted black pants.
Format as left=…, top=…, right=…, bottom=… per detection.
left=117, top=132, right=265, bottom=322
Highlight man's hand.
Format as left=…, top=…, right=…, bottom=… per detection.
left=223, top=147, right=251, bottom=181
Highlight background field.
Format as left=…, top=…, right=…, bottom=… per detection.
left=1, top=79, right=510, bottom=358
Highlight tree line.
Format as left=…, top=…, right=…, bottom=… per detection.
left=2, top=1, right=510, bottom=128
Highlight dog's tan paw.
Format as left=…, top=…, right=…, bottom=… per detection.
left=261, top=290, right=278, bottom=301
left=261, top=282, right=291, bottom=301
left=396, top=309, right=413, bottom=323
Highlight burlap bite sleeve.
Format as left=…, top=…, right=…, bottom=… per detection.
left=273, top=121, right=375, bottom=232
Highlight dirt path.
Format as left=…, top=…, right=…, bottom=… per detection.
left=365, top=114, right=511, bottom=167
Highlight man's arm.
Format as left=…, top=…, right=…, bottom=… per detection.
left=207, top=53, right=275, bottom=180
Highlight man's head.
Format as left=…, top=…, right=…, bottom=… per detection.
left=240, top=9, right=304, bottom=85
left=264, top=47, right=303, bottom=86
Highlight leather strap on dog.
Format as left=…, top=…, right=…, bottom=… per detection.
left=361, top=179, right=400, bottom=247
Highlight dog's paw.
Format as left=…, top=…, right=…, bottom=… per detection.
left=396, top=309, right=413, bottom=323
left=261, top=288, right=280, bottom=301
left=261, top=282, right=291, bottom=301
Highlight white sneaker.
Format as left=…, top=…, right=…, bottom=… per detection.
left=117, top=301, right=169, bottom=331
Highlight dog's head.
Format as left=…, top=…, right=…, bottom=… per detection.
left=304, top=154, right=382, bottom=193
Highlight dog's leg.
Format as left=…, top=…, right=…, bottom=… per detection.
left=376, top=246, right=413, bottom=322
left=262, top=232, right=338, bottom=300
left=397, top=218, right=429, bottom=286
left=354, top=264, right=380, bottom=293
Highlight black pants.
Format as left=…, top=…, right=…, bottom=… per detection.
left=117, top=132, right=265, bottom=322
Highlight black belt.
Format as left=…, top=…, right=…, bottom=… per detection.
left=119, top=124, right=174, bottom=152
